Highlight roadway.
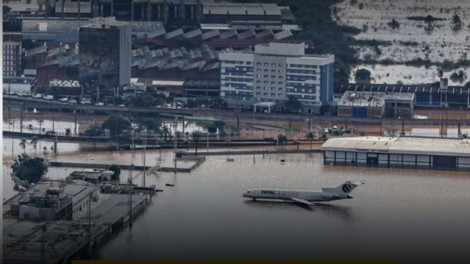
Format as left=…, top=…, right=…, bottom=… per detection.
left=3, top=94, right=470, bottom=126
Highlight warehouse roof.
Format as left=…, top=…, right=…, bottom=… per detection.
left=321, top=136, right=470, bottom=157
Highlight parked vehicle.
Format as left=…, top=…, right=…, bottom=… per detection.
left=43, top=95, right=54, bottom=100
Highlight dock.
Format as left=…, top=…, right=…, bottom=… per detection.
left=3, top=194, right=149, bottom=264
left=49, top=156, right=206, bottom=173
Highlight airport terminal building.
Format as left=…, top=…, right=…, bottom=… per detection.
left=321, top=136, right=470, bottom=171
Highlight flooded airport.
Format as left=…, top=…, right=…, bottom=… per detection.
left=4, top=146, right=470, bottom=263
left=3, top=115, right=470, bottom=263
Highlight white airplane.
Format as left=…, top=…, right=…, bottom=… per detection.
left=242, top=181, right=364, bottom=206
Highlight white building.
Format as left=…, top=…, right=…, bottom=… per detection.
left=219, top=42, right=334, bottom=113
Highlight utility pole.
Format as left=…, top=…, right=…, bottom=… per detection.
left=128, top=164, right=134, bottom=230
left=42, top=224, right=47, bottom=264
left=20, top=103, right=24, bottom=133
left=142, top=138, right=146, bottom=187
left=174, top=117, right=177, bottom=174
left=8, top=107, right=11, bottom=130
left=88, top=192, right=92, bottom=256
left=74, top=105, right=77, bottom=135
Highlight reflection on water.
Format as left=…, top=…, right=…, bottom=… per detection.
left=242, top=200, right=353, bottom=221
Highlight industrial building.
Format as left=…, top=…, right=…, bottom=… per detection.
left=337, top=91, right=415, bottom=118
left=79, top=17, right=131, bottom=92
left=335, top=79, right=470, bottom=109
left=321, top=136, right=470, bottom=171
left=6, top=0, right=297, bottom=30
left=3, top=32, right=23, bottom=77
left=10, top=181, right=73, bottom=221
left=219, top=42, right=334, bottom=113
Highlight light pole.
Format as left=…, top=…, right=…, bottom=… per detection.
left=174, top=116, right=177, bottom=174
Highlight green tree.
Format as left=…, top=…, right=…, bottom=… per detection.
left=126, top=94, right=158, bottom=108
left=214, top=121, right=226, bottom=132
left=452, top=13, right=462, bottom=31
left=293, top=140, right=301, bottom=150
left=388, top=18, right=400, bottom=30
left=11, top=154, right=48, bottom=184
left=3, top=5, right=11, bottom=17
left=192, top=131, right=203, bottom=155
left=101, top=115, right=131, bottom=137
left=160, top=125, right=172, bottom=141
left=284, top=96, right=302, bottom=113
left=355, top=68, right=372, bottom=81
left=108, top=164, right=121, bottom=180
left=277, top=134, right=288, bottom=149
left=306, top=132, right=315, bottom=149
left=29, top=136, right=38, bottom=156
left=19, top=138, right=28, bottom=154
left=139, top=117, right=161, bottom=132
left=83, top=125, right=103, bottom=137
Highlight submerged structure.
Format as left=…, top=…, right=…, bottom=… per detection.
left=321, top=136, right=470, bottom=171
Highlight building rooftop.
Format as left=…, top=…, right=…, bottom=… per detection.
left=336, top=83, right=470, bottom=95
left=339, top=91, right=414, bottom=107
left=203, top=3, right=282, bottom=16
left=321, top=136, right=470, bottom=157
left=80, top=17, right=129, bottom=29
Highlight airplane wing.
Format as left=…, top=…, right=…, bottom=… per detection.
left=290, top=198, right=313, bottom=206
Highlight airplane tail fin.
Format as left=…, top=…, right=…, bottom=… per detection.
left=322, top=181, right=364, bottom=195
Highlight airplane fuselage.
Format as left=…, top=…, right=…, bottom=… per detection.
left=242, top=188, right=351, bottom=203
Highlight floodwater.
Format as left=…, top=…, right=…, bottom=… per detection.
left=3, top=145, right=470, bottom=262
left=334, top=0, right=470, bottom=85
left=4, top=114, right=470, bottom=263
left=349, top=64, right=470, bottom=86
left=93, top=153, right=470, bottom=263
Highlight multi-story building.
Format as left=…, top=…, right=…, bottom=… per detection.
left=220, top=42, right=334, bottom=113
left=3, top=33, right=23, bottom=77
left=79, top=17, right=131, bottom=93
